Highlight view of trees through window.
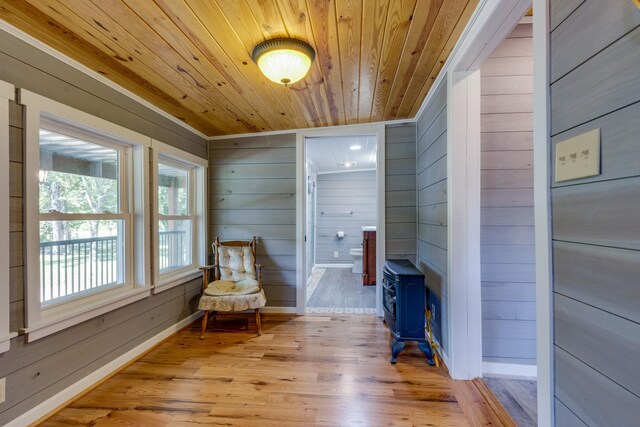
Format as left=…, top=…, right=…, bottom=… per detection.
left=157, top=162, right=192, bottom=273
left=39, top=171, right=118, bottom=242
left=39, top=128, right=124, bottom=304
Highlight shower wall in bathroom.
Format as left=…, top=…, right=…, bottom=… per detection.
left=315, top=170, right=376, bottom=265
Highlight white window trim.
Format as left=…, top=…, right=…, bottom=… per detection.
left=0, top=80, right=17, bottom=353
left=20, top=89, right=151, bottom=343
left=151, top=139, right=207, bottom=293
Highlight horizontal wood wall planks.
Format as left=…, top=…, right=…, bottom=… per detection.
left=208, top=133, right=297, bottom=307
left=550, top=1, right=640, bottom=422
left=416, top=80, right=448, bottom=352
left=480, top=25, right=535, bottom=364
left=0, top=0, right=480, bottom=135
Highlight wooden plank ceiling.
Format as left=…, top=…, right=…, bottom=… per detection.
left=0, top=0, right=479, bottom=136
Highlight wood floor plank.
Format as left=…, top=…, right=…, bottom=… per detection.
left=38, top=315, right=515, bottom=426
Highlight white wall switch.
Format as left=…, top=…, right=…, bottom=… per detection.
left=333, top=251, right=339, bottom=258
left=555, top=128, right=600, bottom=182
left=0, top=377, right=6, bottom=404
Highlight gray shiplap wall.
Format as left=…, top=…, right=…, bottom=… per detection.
left=415, top=83, right=448, bottom=352
left=208, top=124, right=417, bottom=306
left=209, top=134, right=297, bottom=308
left=0, top=28, right=205, bottom=425
left=386, top=124, right=417, bottom=264
left=480, top=24, right=536, bottom=365
left=315, top=170, right=376, bottom=265
left=549, top=2, right=640, bottom=424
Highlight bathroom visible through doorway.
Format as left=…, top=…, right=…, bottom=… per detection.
left=303, top=134, right=378, bottom=314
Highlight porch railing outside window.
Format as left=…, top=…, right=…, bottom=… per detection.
left=40, top=231, right=185, bottom=304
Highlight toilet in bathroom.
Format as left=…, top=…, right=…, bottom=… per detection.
left=349, top=247, right=363, bottom=274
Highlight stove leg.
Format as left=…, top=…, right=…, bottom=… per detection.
left=390, top=339, right=405, bottom=364
left=418, top=341, right=435, bottom=366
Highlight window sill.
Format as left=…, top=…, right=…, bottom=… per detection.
left=154, top=269, right=202, bottom=294
left=20, top=286, right=151, bottom=342
left=0, top=332, right=18, bottom=353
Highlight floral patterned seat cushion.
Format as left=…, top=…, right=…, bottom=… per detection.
left=198, top=289, right=266, bottom=312
left=204, top=279, right=260, bottom=296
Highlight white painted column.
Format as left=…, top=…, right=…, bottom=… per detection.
left=446, top=69, right=482, bottom=380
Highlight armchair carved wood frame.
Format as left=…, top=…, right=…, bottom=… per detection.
left=198, top=236, right=266, bottom=339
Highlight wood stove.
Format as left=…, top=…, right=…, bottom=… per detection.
left=382, top=259, right=434, bottom=365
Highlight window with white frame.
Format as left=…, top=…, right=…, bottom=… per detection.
left=0, top=80, right=16, bottom=353
left=152, top=139, right=206, bottom=292
left=22, top=90, right=150, bottom=342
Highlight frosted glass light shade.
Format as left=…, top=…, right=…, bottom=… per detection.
left=252, top=39, right=315, bottom=86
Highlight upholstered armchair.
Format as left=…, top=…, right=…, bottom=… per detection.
left=198, top=236, right=266, bottom=338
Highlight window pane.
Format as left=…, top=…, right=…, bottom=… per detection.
left=158, top=219, right=192, bottom=272
left=158, top=163, right=189, bottom=215
left=39, top=128, right=119, bottom=214
left=39, top=220, right=123, bottom=304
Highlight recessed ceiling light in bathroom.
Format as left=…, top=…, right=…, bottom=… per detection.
left=350, top=145, right=361, bottom=150
left=339, top=162, right=357, bottom=167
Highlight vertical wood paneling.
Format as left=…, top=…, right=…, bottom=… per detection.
left=480, top=25, right=535, bottom=364
left=416, top=82, right=447, bottom=352
left=335, top=0, right=362, bottom=124
left=0, top=28, right=204, bottom=424
left=550, top=2, right=640, bottom=421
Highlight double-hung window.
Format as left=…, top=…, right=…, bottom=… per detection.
left=22, top=91, right=150, bottom=341
left=152, top=139, right=206, bottom=292
left=38, top=121, right=128, bottom=303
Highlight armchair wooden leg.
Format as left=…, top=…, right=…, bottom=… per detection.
left=255, top=308, right=262, bottom=336
left=200, top=310, right=209, bottom=340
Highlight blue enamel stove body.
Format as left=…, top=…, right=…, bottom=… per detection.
left=382, top=259, right=434, bottom=365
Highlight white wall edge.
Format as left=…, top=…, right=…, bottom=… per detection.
left=0, top=21, right=208, bottom=141
left=533, top=0, right=554, bottom=425
left=314, top=264, right=353, bottom=269
left=483, top=361, right=538, bottom=379
left=0, top=81, right=13, bottom=354
left=5, top=311, right=203, bottom=427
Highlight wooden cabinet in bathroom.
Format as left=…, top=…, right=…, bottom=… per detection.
left=362, top=230, right=376, bottom=286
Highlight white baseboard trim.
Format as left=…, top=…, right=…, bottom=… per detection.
left=6, top=311, right=203, bottom=427
left=482, top=361, right=538, bottom=379
left=315, top=263, right=353, bottom=269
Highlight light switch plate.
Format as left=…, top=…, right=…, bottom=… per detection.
left=555, top=128, right=600, bottom=182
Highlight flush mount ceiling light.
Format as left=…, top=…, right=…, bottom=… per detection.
left=252, top=38, right=315, bottom=86
left=350, top=145, right=362, bottom=150
left=339, top=162, right=357, bottom=167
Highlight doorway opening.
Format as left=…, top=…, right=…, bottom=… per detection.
left=474, top=11, right=538, bottom=427
left=304, top=135, right=378, bottom=314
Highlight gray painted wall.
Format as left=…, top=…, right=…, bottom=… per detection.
left=415, top=82, right=448, bottom=353
left=208, top=134, right=298, bottom=308
left=549, top=2, right=640, bottom=425
left=386, top=124, right=417, bottom=264
left=208, top=123, right=417, bottom=306
left=315, top=170, right=376, bottom=265
left=480, top=24, right=536, bottom=365
left=0, top=28, right=204, bottom=425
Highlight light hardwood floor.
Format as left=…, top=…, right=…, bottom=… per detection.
left=39, top=315, right=515, bottom=426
